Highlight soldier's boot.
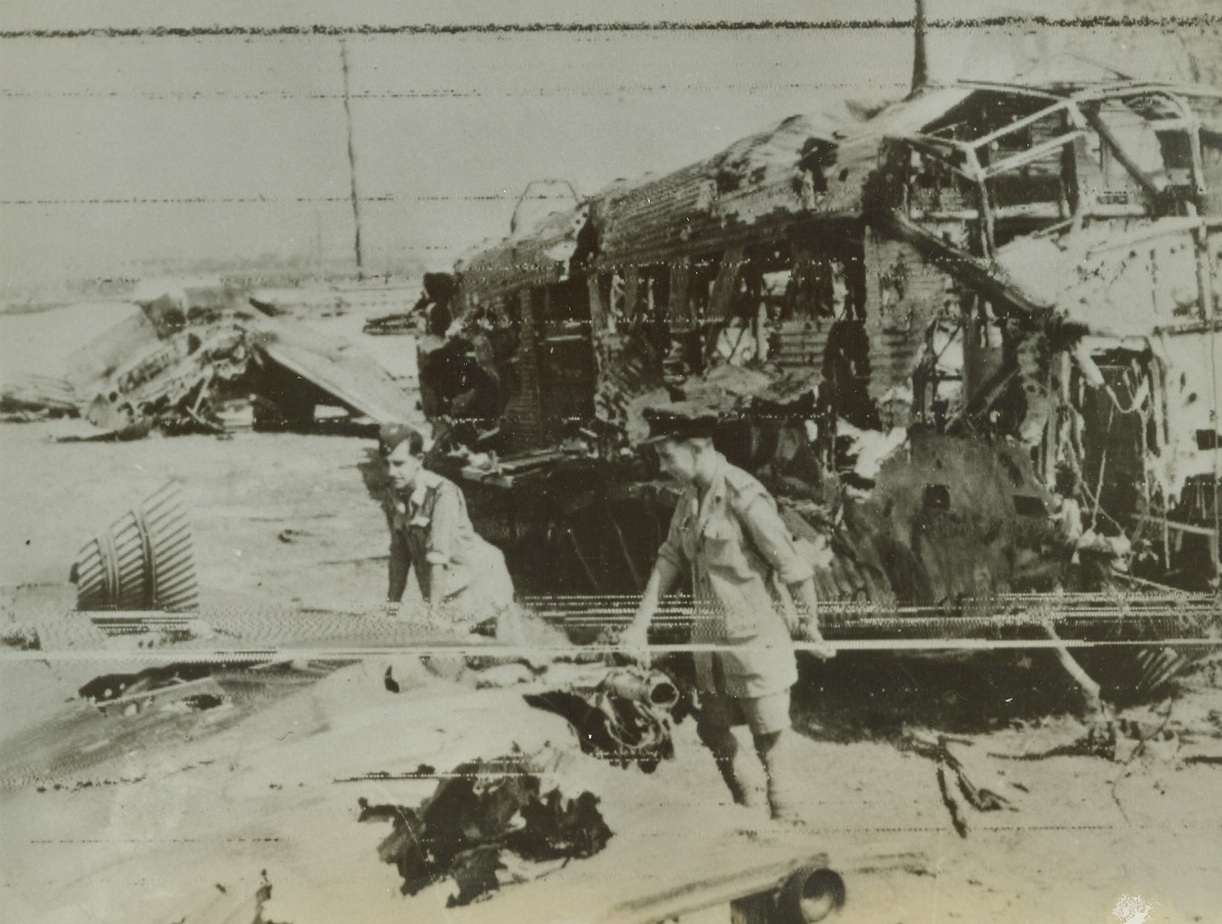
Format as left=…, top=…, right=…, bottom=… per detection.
left=698, top=722, right=755, bottom=807
left=754, top=730, right=803, bottom=824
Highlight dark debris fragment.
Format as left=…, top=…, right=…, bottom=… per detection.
left=361, top=753, right=612, bottom=906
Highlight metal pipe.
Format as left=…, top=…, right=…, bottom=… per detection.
left=600, top=668, right=680, bottom=710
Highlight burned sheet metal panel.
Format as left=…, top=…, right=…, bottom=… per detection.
left=591, top=89, right=972, bottom=271
left=456, top=204, right=588, bottom=301
left=594, top=113, right=848, bottom=268
left=862, top=232, right=956, bottom=403
left=64, top=310, right=162, bottom=397
left=83, top=322, right=254, bottom=434
left=449, top=212, right=600, bottom=453
left=592, top=328, right=667, bottom=432
left=499, top=290, right=548, bottom=452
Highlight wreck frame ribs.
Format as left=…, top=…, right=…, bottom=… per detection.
left=412, top=67, right=1222, bottom=705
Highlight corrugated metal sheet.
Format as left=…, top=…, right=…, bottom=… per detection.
left=774, top=319, right=834, bottom=373
left=592, top=330, right=665, bottom=427
left=499, top=293, right=545, bottom=452
left=594, top=113, right=846, bottom=266
left=591, top=88, right=975, bottom=269
left=862, top=233, right=952, bottom=398
left=456, top=87, right=976, bottom=297
left=458, top=206, right=585, bottom=298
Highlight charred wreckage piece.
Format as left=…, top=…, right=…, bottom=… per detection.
left=45, top=280, right=415, bottom=438
left=358, top=749, right=613, bottom=907
left=524, top=664, right=684, bottom=772
left=413, top=63, right=1222, bottom=705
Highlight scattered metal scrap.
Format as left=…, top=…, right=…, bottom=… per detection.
left=59, top=280, right=415, bottom=438
left=359, top=749, right=612, bottom=906
left=902, top=731, right=1013, bottom=838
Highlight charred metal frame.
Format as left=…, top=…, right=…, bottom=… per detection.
left=429, top=75, right=1222, bottom=702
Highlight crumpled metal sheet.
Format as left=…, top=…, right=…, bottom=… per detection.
left=994, top=219, right=1212, bottom=337
left=251, top=314, right=418, bottom=424
left=64, top=289, right=416, bottom=434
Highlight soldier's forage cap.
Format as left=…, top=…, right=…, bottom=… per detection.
left=378, top=422, right=420, bottom=457
left=642, top=403, right=719, bottom=444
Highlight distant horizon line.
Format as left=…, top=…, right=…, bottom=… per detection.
left=2, top=14, right=1219, bottom=40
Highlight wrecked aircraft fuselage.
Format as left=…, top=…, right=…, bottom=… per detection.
left=419, top=68, right=1222, bottom=699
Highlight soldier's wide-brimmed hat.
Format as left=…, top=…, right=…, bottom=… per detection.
left=641, top=402, right=720, bottom=444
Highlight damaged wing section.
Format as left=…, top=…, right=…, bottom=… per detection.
left=0, top=373, right=78, bottom=420
left=63, top=280, right=416, bottom=437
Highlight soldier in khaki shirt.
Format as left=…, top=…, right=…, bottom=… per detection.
left=379, top=424, right=516, bottom=634
left=620, top=406, right=833, bottom=822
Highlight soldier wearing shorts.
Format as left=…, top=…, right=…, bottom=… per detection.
left=620, top=405, right=833, bottom=822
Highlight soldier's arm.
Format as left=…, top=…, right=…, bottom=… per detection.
left=738, top=493, right=830, bottom=647
left=426, top=484, right=459, bottom=567
left=623, top=506, right=687, bottom=656
left=388, top=522, right=411, bottom=605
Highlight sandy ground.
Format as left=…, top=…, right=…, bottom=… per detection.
left=2, top=303, right=1222, bottom=924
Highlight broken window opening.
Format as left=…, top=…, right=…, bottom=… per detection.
left=1012, top=494, right=1048, bottom=517
left=923, top=483, right=951, bottom=510
left=1196, top=429, right=1222, bottom=450
left=1154, top=129, right=1197, bottom=195
left=688, top=241, right=865, bottom=376
left=905, top=147, right=979, bottom=221
left=913, top=312, right=966, bottom=430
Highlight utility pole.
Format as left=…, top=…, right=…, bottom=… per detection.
left=340, top=39, right=364, bottom=279
left=909, top=0, right=930, bottom=98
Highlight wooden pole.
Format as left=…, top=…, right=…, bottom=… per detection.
left=340, top=39, right=364, bottom=279
left=909, top=0, right=930, bottom=97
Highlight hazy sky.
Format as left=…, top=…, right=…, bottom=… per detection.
left=0, top=1, right=1209, bottom=284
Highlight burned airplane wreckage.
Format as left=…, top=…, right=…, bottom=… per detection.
left=418, top=60, right=1222, bottom=700
left=43, top=281, right=415, bottom=437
